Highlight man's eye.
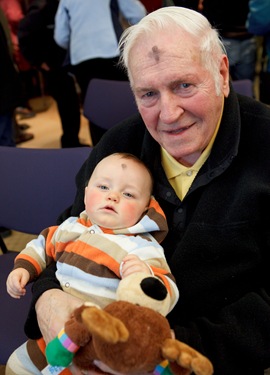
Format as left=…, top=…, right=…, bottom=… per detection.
left=175, top=82, right=196, bottom=96
left=143, top=91, right=155, bottom=98
left=180, top=83, right=191, bottom=89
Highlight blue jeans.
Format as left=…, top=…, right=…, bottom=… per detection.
left=222, top=37, right=257, bottom=81
left=0, top=113, right=15, bottom=147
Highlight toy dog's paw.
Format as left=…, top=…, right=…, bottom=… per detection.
left=81, top=306, right=129, bottom=344
left=162, top=338, right=213, bottom=375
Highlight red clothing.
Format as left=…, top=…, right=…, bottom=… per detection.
left=0, top=0, right=31, bottom=70
left=139, top=0, right=163, bottom=12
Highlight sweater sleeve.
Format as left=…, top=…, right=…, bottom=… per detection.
left=14, top=227, right=57, bottom=281
left=118, top=0, right=147, bottom=25
left=54, top=0, right=70, bottom=49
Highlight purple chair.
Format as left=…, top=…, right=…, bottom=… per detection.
left=0, top=146, right=91, bottom=364
left=231, top=79, right=254, bottom=98
left=83, top=79, right=138, bottom=131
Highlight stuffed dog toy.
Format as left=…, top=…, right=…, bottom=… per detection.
left=45, top=273, right=213, bottom=375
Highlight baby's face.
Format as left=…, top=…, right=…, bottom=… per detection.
left=84, top=155, right=152, bottom=229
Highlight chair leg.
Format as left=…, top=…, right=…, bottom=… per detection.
left=0, top=235, right=8, bottom=253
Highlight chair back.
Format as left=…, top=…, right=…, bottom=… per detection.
left=0, top=146, right=91, bottom=364
left=83, top=79, right=138, bottom=130
left=0, top=146, right=91, bottom=235
left=231, top=79, right=253, bottom=97
left=0, top=251, right=32, bottom=364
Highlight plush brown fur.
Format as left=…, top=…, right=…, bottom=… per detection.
left=65, top=302, right=213, bottom=375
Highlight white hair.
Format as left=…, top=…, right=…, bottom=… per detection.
left=119, top=6, right=227, bottom=95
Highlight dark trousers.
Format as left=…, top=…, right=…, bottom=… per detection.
left=73, top=57, right=128, bottom=145
left=43, top=66, right=82, bottom=147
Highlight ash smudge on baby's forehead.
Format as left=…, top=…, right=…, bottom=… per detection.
left=150, top=45, right=161, bottom=62
left=121, top=163, right=127, bottom=169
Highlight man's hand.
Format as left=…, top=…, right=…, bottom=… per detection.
left=36, top=289, right=83, bottom=344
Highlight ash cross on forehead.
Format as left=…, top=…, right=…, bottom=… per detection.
left=151, top=45, right=160, bottom=62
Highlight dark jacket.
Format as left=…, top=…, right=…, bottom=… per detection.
left=27, top=87, right=270, bottom=374
left=18, top=0, right=66, bottom=69
left=202, top=0, right=252, bottom=38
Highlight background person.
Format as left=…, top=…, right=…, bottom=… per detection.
left=54, top=0, right=147, bottom=145
left=246, top=0, right=270, bottom=104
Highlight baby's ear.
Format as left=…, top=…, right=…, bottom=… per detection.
left=84, top=187, right=88, bottom=204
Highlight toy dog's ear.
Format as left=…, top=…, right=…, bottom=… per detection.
left=116, top=272, right=171, bottom=316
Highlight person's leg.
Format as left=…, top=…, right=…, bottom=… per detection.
left=0, top=113, right=15, bottom=147
left=44, top=68, right=82, bottom=147
left=235, top=37, right=257, bottom=81
left=223, top=37, right=257, bottom=81
left=73, top=57, right=128, bottom=103
left=5, top=341, right=42, bottom=375
left=6, top=340, right=73, bottom=375
left=73, top=57, right=128, bottom=145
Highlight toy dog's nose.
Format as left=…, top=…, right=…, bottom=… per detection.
left=140, top=277, right=168, bottom=301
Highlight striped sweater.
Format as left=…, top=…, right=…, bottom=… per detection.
left=14, top=198, right=179, bottom=312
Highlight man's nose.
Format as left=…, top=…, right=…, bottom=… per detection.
left=159, top=92, right=184, bottom=124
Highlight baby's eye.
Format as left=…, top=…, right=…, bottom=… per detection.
left=98, top=185, right=109, bottom=190
left=123, top=192, right=134, bottom=198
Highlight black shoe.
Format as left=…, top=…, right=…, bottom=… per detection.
left=15, top=107, right=36, bottom=119
left=0, top=227, right=11, bottom=238
left=15, top=132, right=34, bottom=144
left=19, top=123, right=31, bottom=131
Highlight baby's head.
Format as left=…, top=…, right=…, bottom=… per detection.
left=84, top=153, right=153, bottom=229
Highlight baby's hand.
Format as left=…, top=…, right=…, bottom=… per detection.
left=6, top=268, right=30, bottom=298
left=120, top=254, right=151, bottom=278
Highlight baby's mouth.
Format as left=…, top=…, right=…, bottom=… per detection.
left=102, top=205, right=116, bottom=213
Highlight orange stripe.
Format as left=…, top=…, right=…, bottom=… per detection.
left=16, top=254, right=42, bottom=274
left=36, top=338, right=46, bottom=354
left=64, top=242, right=120, bottom=276
left=149, top=197, right=166, bottom=219
left=45, top=226, right=58, bottom=259
left=150, top=267, right=171, bottom=295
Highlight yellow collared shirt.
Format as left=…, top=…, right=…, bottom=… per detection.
left=161, top=100, right=224, bottom=200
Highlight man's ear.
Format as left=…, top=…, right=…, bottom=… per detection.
left=220, top=55, right=230, bottom=97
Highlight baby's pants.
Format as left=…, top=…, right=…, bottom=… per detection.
left=5, top=340, right=71, bottom=375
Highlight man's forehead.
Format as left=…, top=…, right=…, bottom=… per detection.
left=149, top=45, right=162, bottom=62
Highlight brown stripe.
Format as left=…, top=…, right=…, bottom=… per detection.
left=26, top=340, right=47, bottom=371
left=59, top=251, right=118, bottom=278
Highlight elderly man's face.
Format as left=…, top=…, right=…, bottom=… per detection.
left=129, top=29, right=229, bottom=167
